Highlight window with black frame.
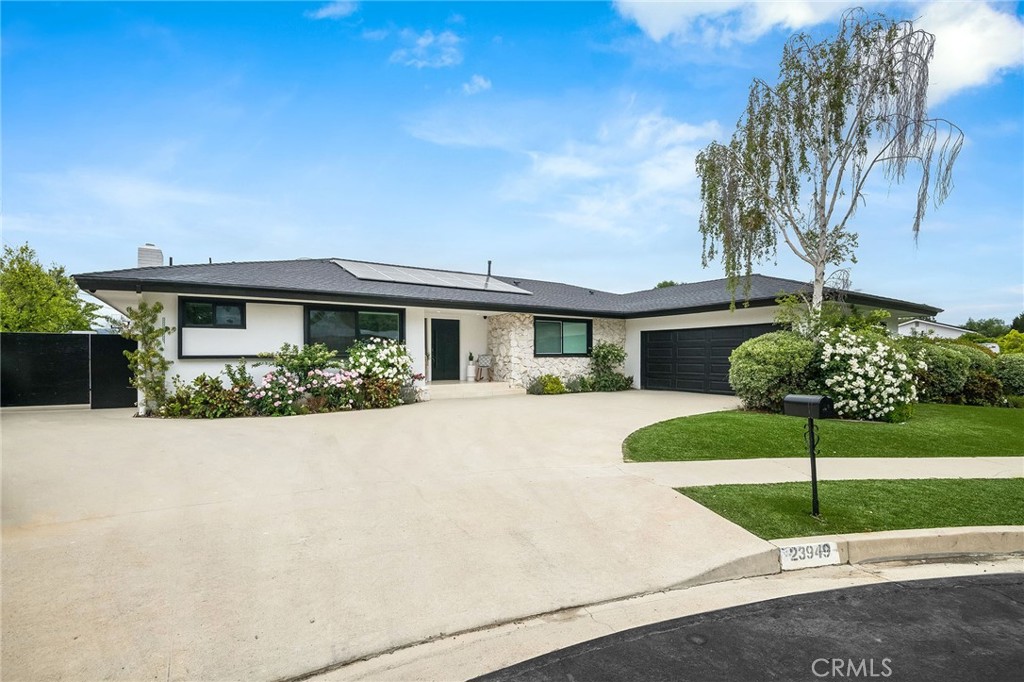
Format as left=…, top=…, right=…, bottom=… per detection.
left=533, top=317, right=591, bottom=356
left=181, top=299, right=245, bottom=328
left=306, top=306, right=402, bottom=354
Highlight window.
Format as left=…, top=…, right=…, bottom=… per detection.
left=181, top=298, right=245, bottom=328
left=305, top=305, right=404, bottom=354
left=534, top=318, right=592, bottom=357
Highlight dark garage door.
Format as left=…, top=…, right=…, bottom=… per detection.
left=641, top=324, right=775, bottom=394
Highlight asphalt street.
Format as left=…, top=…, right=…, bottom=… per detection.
left=474, top=573, right=1024, bottom=682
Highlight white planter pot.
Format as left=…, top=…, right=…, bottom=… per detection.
left=466, top=364, right=477, bottom=382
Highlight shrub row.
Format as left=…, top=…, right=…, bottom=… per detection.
left=161, top=340, right=419, bottom=418
left=729, top=328, right=1023, bottom=422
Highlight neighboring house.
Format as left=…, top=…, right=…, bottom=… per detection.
left=74, top=246, right=940, bottom=396
left=897, top=319, right=970, bottom=340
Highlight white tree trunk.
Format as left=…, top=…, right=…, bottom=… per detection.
left=812, top=261, right=826, bottom=311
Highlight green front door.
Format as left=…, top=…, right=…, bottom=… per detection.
left=431, top=319, right=460, bottom=381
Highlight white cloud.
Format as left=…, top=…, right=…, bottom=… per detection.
left=508, top=111, right=723, bottom=236
left=408, top=93, right=722, bottom=236
left=614, top=1, right=1024, bottom=104
left=362, top=28, right=390, bottom=41
left=462, top=74, right=492, bottom=95
left=917, top=1, right=1024, bottom=103
left=390, top=29, right=462, bottom=69
left=613, top=0, right=844, bottom=45
left=305, top=2, right=358, bottom=21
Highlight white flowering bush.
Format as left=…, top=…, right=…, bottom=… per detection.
left=819, top=328, right=921, bottom=422
left=345, top=339, right=415, bottom=408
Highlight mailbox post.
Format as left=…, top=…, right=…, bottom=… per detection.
left=783, top=395, right=835, bottom=517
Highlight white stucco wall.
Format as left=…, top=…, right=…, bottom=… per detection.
left=624, top=307, right=778, bottom=388
left=181, top=302, right=303, bottom=358
left=426, top=312, right=488, bottom=381
left=405, top=307, right=427, bottom=379
left=897, top=320, right=966, bottom=339
left=487, top=313, right=627, bottom=387
left=138, top=293, right=418, bottom=386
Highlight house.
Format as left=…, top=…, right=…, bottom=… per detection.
left=897, top=318, right=970, bottom=340
left=74, top=246, right=940, bottom=396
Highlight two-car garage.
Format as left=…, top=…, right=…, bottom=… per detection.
left=640, top=323, right=775, bottom=394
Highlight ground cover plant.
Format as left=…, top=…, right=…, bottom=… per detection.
left=623, top=403, right=1024, bottom=462
left=678, top=478, right=1024, bottom=540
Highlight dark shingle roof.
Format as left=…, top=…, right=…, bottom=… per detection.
left=74, top=258, right=941, bottom=317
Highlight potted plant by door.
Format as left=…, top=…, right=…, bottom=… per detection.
left=466, top=352, right=477, bottom=383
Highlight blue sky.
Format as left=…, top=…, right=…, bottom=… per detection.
left=3, top=1, right=1022, bottom=325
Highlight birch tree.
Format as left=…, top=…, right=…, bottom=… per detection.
left=696, top=9, right=963, bottom=310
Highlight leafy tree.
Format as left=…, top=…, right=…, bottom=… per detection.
left=654, top=280, right=679, bottom=289
left=998, top=330, right=1024, bottom=355
left=696, top=9, right=963, bottom=310
left=961, top=317, right=1010, bottom=339
left=0, top=243, right=100, bottom=332
left=1012, top=312, right=1024, bottom=333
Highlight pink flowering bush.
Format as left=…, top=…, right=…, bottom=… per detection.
left=244, top=369, right=306, bottom=416
left=303, top=368, right=363, bottom=412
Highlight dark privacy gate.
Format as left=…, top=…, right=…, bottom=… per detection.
left=641, top=324, right=776, bottom=394
left=0, top=333, right=136, bottom=408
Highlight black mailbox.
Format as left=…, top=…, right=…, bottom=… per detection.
left=783, top=394, right=835, bottom=419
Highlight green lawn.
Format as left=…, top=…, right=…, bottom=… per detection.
left=678, top=478, right=1024, bottom=540
left=623, top=403, right=1024, bottom=462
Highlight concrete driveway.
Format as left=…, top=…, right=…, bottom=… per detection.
left=2, top=391, right=774, bottom=681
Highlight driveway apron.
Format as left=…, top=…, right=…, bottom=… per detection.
left=1, top=392, right=772, bottom=681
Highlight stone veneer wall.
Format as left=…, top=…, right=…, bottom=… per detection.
left=487, top=313, right=627, bottom=387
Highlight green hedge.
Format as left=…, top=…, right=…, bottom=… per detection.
left=912, top=343, right=970, bottom=402
left=728, top=331, right=816, bottom=411
left=995, top=354, right=1024, bottom=395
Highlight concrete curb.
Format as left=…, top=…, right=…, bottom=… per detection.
left=769, top=525, right=1024, bottom=567
left=680, top=527, right=1024, bottom=588
left=326, top=556, right=1024, bottom=681
left=310, top=527, right=1022, bottom=681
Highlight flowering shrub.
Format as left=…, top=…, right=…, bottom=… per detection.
left=345, top=339, right=413, bottom=381
left=345, top=339, right=414, bottom=408
left=304, top=368, right=363, bottom=412
left=819, top=328, right=920, bottom=422
left=160, top=341, right=418, bottom=418
left=243, top=367, right=364, bottom=416
left=245, top=369, right=306, bottom=416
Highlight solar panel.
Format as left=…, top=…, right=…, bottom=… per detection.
left=333, top=260, right=532, bottom=295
